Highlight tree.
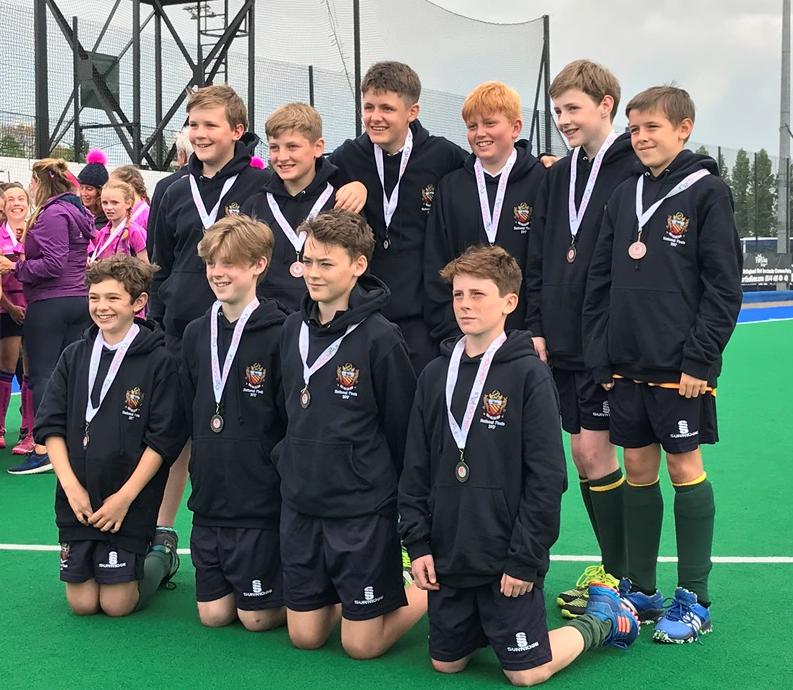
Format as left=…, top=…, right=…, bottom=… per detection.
left=695, top=144, right=709, bottom=156
left=717, top=148, right=731, bottom=187
left=748, top=149, right=777, bottom=237
left=731, top=149, right=752, bottom=236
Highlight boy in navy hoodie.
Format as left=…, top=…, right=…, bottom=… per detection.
left=424, top=80, right=545, bottom=341
left=36, top=255, right=186, bottom=616
left=525, top=60, right=637, bottom=618
left=399, top=245, right=638, bottom=685
left=181, top=214, right=287, bottom=631
left=583, top=86, right=742, bottom=644
left=275, top=209, right=424, bottom=659
left=330, top=61, right=468, bottom=372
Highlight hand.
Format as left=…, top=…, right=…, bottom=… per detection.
left=532, top=336, right=548, bottom=363
left=8, top=304, right=25, bottom=325
left=679, top=372, right=708, bottom=398
left=411, top=554, right=440, bottom=591
left=601, top=380, right=615, bottom=391
left=0, top=256, right=15, bottom=274
left=88, top=491, right=132, bottom=533
left=539, top=154, right=560, bottom=169
left=65, top=484, right=94, bottom=526
left=334, top=181, right=367, bottom=214
left=500, top=573, right=533, bottom=597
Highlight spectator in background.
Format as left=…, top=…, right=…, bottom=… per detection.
left=78, top=149, right=110, bottom=231
left=110, top=165, right=151, bottom=232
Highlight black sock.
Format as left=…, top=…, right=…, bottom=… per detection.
left=624, top=479, right=663, bottom=592
left=674, top=477, right=715, bottom=604
left=589, top=469, right=626, bottom=577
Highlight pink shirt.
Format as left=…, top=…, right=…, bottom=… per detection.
left=89, top=220, right=147, bottom=262
left=130, top=200, right=150, bottom=231
left=0, top=222, right=26, bottom=312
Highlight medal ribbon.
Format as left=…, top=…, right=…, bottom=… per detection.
left=299, top=320, right=363, bottom=388
left=445, top=332, right=507, bottom=456
left=1, top=222, right=21, bottom=253
left=374, top=128, right=413, bottom=230
left=210, top=298, right=260, bottom=407
left=473, top=148, right=517, bottom=245
left=85, top=324, right=140, bottom=425
left=568, top=131, right=619, bottom=239
left=635, top=169, right=710, bottom=231
left=189, top=174, right=239, bottom=229
left=130, top=201, right=149, bottom=224
left=90, top=219, right=128, bottom=262
left=266, top=182, right=335, bottom=254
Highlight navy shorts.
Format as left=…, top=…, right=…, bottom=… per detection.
left=553, top=368, right=610, bottom=434
left=59, top=541, right=144, bottom=585
left=0, top=312, right=24, bottom=339
left=428, top=580, right=552, bottom=671
left=280, top=504, right=407, bottom=620
left=608, top=379, right=718, bottom=453
left=190, top=525, right=284, bottom=611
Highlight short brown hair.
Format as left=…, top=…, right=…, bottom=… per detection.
left=439, top=245, right=522, bottom=296
left=550, top=60, right=621, bottom=122
left=462, top=81, right=521, bottom=123
left=361, top=62, right=421, bottom=104
left=110, top=165, right=150, bottom=204
left=197, top=214, right=274, bottom=282
left=625, top=85, right=695, bottom=127
left=187, top=84, right=248, bottom=129
left=266, top=103, right=323, bottom=142
left=86, top=254, right=157, bottom=301
left=299, top=210, right=375, bottom=262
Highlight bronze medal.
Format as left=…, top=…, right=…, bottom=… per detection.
left=299, top=386, right=311, bottom=409
left=628, top=241, right=647, bottom=260
left=566, top=245, right=577, bottom=263
left=289, top=261, right=304, bottom=278
left=455, top=459, right=470, bottom=483
left=210, top=413, right=224, bottom=433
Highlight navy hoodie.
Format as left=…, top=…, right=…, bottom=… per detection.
left=241, top=157, right=338, bottom=312
left=398, top=331, right=567, bottom=589
left=330, top=120, right=468, bottom=324
left=424, top=140, right=546, bottom=341
left=583, top=150, right=743, bottom=387
left=181, top=299, right=287, bottom=529
left=149, top=133, right=270, bottom=335
left=35, top=320, right=187, bottom=554
left=525, top=133, right=637, bottom=370
left=273, top=274, right=416, bottom=519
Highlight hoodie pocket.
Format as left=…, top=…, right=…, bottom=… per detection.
left=431, top=485, right=512, bottom=576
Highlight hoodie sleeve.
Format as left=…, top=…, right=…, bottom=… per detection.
left=423, top=176, right=459, bottom=342
left=149, top=189, right=176, bottom=324
left=681, top=190, right=743, bottom=380
left=144, top=351, right=188, bottom=466
left=177, top=321, right=199, bottom=440
left=397, top=374, right=433, bottom=560
left=503, top=369, right=567, bottom=582
left=371, top=333, right=417, bottom=478
left=328, top=142, right=354, bottom=187
left=33, top=346, right=72, bottom=444
left=15, top=206, right=70, bottom=284
left=524, top=175, right=549, bottom=335
left=582, top=196, right=617, bottom=385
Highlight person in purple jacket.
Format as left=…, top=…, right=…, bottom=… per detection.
left=0, top=158, right=95, bottom=475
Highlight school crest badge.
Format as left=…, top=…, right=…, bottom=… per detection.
left=225, top=202, right=241, bottom=216
left=513, top=203, right=533, bottom=233
left=483, top=390, right=508, bottom=420
left=663, top=212, right=689, bottom=247
left=122, top=387, right=143, bottom=419
left=334, top=363, right=360, bottom=400
left=420, top=184, right=436, bottom=212
left=243, top=362, right=266, bottom=397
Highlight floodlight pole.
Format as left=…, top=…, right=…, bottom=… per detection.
left=542, top=15, right=552, bottom=153
left=34, top=0, right=49, bottom=159
left=353, top=0, right=362, bottom=137
left=777, top=0, right=790, bottom=264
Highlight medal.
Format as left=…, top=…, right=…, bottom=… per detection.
left=383, top=237, right=390, bottom=250
left=210, top=413, right=224, bottom=433
left=474, top=149, right=517, bottom=246
left=445, top=332, right=507, bottom=483
left=374, top=129, right=413, bottom=231
left=628, top=240, right=647, bottom=260
left=267, top=183, right=334, bottom=278
left=83, top=432, right=89, bottom=449
left=566, top=244, right=577, bottom=263
left=298, top=320, right=364, bottom=410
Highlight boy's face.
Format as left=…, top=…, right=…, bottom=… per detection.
left=101, top=188, right=132, bottom=224
left=553, top=88, right=614, bottom=150
left=452, top=274, right=516, bottom=339
left=465, top=112, right=522, bottom=169
left=88, top=279, right=147, bottom=340
left=628, top=108, right=692, bottom=175
left=362, top=89, right=419, bottom=153
left=188, top=105, right=245, bottom=169
left=268, top=130, right=324, bottom=187
left=206, top=255, right=267, bottom=306
left=302, top=235, right=366, bottom=306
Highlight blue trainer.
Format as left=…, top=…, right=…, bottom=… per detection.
left=8, top=451, right=53, bottom=475
left=653, top=587, right=712, bottom=644
left=619, top=577, right=665, bottom=623
left=586, top=584, right=640, bottom=649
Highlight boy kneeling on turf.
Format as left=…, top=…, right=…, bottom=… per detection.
left=37, top=255, right=186, bottom=616
left=399, top=245, right=639, bottom=685
left=181, top=214, right=287, bottom=631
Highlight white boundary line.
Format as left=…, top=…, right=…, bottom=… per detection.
left=0, top=544, right=790, bottom=563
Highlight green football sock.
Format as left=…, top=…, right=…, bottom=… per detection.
left=579, top=477, right=601, bottom=548
left=135, top=548, right=171, bottom=612
left=566, top=614, right=612, bottom=652
left=673, top=476, right=715, bottom=605
left=624, top=479, right=663, bottom=592
left=589, top=469, right=626, bottom=577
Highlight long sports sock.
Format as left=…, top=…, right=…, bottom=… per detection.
left=624, top=478, right=663, bottom=593
left=589, top=469, right=626, bottom=577
left=673, top=474, right=715, bottom=605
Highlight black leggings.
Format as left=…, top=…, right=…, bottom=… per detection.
left=25, top=296, right=90, bottom=411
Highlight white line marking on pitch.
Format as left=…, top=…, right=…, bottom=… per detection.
left=0, top=545, right=790, bottom=564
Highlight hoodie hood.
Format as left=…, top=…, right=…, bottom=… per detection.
left=439, top=329, right=539, bottom=364
left=83, top=318, right=166, bottom=355
left=218, top=297, right=287, bottom=332
left=633, top=148, right=719, bottom=180
left=263, top=155, right=338, bottom=198
left=353, top=119, right=431, bottom=155
left=188, top=131, right=262, bottom=180
left=300, top=273, right=390, bottom=334
left=462, top=138, right=538, bottom=178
